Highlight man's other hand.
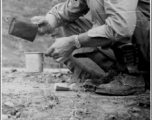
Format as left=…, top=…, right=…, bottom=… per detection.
left=31, top=16, right=52, bottom=35
left=31, top=16, right=46, bottom=25
left=45, top=36, right=76, bottom=63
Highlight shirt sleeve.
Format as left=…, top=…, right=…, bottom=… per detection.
left=46, top=0, right=89, bottom=27
left=87, top=0, right=138, bottom=42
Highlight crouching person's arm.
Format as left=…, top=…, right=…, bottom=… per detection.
left=31, top=0, right=89, bottom=35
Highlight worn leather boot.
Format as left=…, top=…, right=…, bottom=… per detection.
left=95, top=74, right=145, bottom=95
left=83, top=63, right=125, bottom=88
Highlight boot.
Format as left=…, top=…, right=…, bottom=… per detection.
left=95, top=74, right=145, bottom=95
left=83, top=63, right=125, bottom=88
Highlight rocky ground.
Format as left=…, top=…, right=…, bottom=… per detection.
left=2, top=68, right=150, bottom=120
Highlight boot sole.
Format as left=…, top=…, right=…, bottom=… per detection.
left=95, top=87, right=146, bottom=96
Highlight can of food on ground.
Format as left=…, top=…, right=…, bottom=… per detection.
left=25, top=52, right=44, bottom=73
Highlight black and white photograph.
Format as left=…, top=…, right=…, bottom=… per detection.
left=1, top=0, right=151, bottom=119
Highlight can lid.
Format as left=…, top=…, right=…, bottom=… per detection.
left=9, top=17, right=16, bottom=35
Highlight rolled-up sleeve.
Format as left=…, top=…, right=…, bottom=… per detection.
left=46, top=0, right=89, bottom=27
left=88, top=0, right=138, bottom=41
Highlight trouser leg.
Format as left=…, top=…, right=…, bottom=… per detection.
left=132, top=8, right=150, bottom=89
left=133, top=9, right=150, bottom=71
left=60, top=17, right=116, bottom=72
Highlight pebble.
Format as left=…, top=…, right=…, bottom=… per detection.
left=20, top=111, right=29, bottom=118
left=66, top=77, right=72, bottom=83
left=4, top=101, right=15, bottom=108
left=56, top=73, right=62, bottom=77
left=105, top=114, right=118, bottom=120
left=10, top=69, right=17, bottom=73
left=55, top=117, right=62, bottom=120
left=33, top=85, right=39, bottom=88
left=30, top=76, right=36, bottom=79
left=51, top=73, right=63, bottom=78
left=69, top=117, right=79, bottom=120
left=2, top=114, right=9, bottom=120
left=62, top=74, right=69, bottom=79
left=16, top=111, right=21, bottom=118
left=131, top=107, right=141, bottom=112
left=46, top=77, right=54, bottom=84
left=23, top=74, right=30, bottom=78
left=70, top=83, right=83, bottom=91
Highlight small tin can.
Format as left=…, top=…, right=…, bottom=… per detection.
left=25, top=52, right=44, bottom=73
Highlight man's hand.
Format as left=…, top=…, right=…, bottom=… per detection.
left=31, top=16, right=52, bottom=35
left=45, top=36, right=76, bottom=63
left=31, top=16, right=46, bottom=25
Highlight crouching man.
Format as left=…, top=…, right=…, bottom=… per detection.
left=31, top=0, right=150, bottom=95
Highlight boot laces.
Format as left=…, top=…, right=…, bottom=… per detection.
left=102, top=66, right=120, bottom=83
left=112, top=73, right=125, bottom=84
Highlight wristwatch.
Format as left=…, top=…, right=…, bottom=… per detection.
left=74, top=35, right=81, bottom=48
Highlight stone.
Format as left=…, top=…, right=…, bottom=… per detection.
left=2, top=114, right=9, bottom=120
left=4, top=101, right=15, bottom=108
left=10, top=69, right=17, bottom=73
left=70, top=83, right=83, bottom=91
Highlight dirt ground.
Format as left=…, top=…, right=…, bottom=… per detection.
left=2, top=68, right=150, bottom=120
